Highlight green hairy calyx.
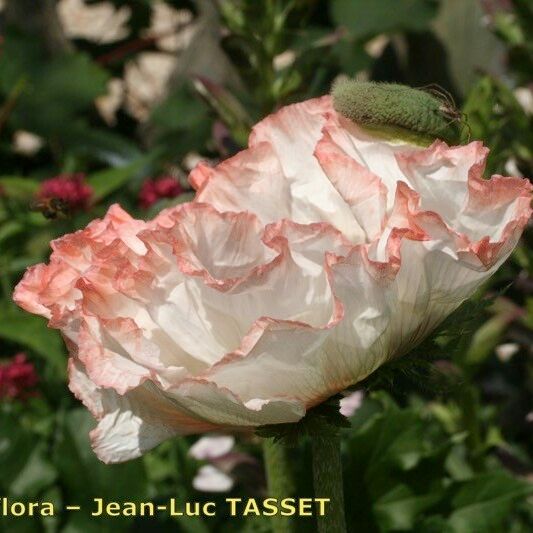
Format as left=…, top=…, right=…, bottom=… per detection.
left=331, top=79, right=461, bottom=145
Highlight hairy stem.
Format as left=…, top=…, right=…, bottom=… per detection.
left=312, top=431, right=347, bottom=533
left=262, top=437, right=297, bottom=533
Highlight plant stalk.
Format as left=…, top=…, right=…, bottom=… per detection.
left=312, top=431, right=347, bottom=533
left=262, top=437, right=297, bottom=533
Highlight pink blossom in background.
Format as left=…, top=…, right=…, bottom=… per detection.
left=339, top=391, right=364, bottom=417
left=13, top=95, right=532, bottom=463
left=189, top=435, right=235, bottom=461
left=189, top=435, right=258, bottom=492
left=138, top=176, right=184, bottom=208
left=0, top=353, right=39, bottom=400
left=189, top=435, right=236, bottom=492
left=193, top=465, right=234, bottom=492
left=38, top=173, right=93, bottom=211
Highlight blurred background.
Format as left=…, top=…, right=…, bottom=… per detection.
left=0, top=0, right=532, bottom=531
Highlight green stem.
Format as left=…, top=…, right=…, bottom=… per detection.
left=458, top=383, right=484, bottom=470
left=262, top=437, right=297, bottom=533
left=312, top=431, right=347, bottom=533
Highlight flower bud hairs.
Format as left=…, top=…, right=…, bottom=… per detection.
left=331, top=78, right=468, bottom=145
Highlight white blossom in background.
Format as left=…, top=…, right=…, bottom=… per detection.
left=495, top=343, right=520, bottom=362
left=193, top=465, right=234, bottom=492
left=189, top=435, right=235, bottom=460
left=514, top=87, right=533, bottom=115
left=273, top=50, right=296, bottom=71
left=364, top=35, right=390, bottom=58
left=123, top=52, right=177, bottom=122
left=95, top=78, right=125, bottom=126
left=145, top=1, right=197, bottom=53
left=57, top=0, right=131, bottom=44
left=12, top=131, right=44, bottom=157
left=183, top=152, right=207, bottom=172
left=504, top=158, right=523, bottom=178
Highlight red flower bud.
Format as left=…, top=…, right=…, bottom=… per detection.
left=139, top=176, right=183, bottom=209
left=0, top=353, right=39, bottom=400
left=38, top=173, right=93, bottom=211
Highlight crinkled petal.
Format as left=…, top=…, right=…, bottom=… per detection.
left=68, top=358, right=215, bottom=463
left=396, top=140, right=533, bottom=251
left=13, top=204, right=147, bottom=325
left=194, top=97, right=366, bottom=242
left=314, top=127, right=388, bottom=240
left=13, top=95, right=531, bottom=465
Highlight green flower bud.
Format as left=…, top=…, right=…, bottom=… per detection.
left=331, top=79, right=461, bottom=145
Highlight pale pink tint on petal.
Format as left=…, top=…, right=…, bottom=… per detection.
left=314, top=128, right=388, bottom=240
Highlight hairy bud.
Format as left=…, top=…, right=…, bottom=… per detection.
left=331, top=79, right=460, bottom=144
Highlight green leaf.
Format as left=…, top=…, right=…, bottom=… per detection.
left=433, top=0, right=506, bottom=95
left=151, top=86, right=211, bottom=132
left=461, top=76, right=531, bottom=175
left=374, top=484, right=442, bottom=531
left=0, top=34, right=109, bottom=138
left=87, top=155, right=155, bottom=201
left=331, top=0, right=438, bottom=40
left=62, top=513, right=118, bottom=533
left=0, top=410, right=36, bottom=489
left=0, top=34, right=109, bottom=139
left=149, top=86, right=212, bottom=156
left=332, top=39, right=373, bottom=76
left=350, top=405, right=435, bottom=484
left=464, top=315, right=508, bottom=367
left=342, top=393, right=452, bottom=531
left=63, top=125, right=143, bottom=167
left=9, top=443, right=57, bottom=498
left=0, top=304, right=65, bottom=373
left=0, top=176, right=39, bottom=199
left=449, top=472, right=533, bottom=533
left=444, top=444, right=474, bottom=481
left=191, top=78, right=252, bottom=146
left=0, top=221, right=25, bottom=244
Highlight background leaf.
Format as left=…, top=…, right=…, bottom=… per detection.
left=0, top=305, right=65, bottom=373
left=331, top=0, right=438, bottom=39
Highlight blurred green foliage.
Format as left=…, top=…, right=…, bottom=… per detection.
left=0, top=1, right=532, bottom=532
